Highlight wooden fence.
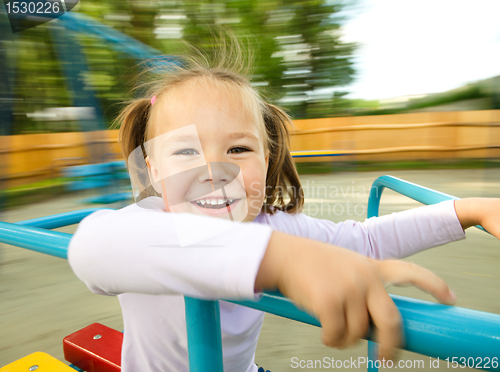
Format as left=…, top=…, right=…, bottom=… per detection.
left=291, top=110, right=500, bottom=162
left=2, top=110, right=500, bottom=187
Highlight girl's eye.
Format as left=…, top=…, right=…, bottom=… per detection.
left=173, top=148, right=199, bottom=156
left=228, top=146, right=251, bottom=154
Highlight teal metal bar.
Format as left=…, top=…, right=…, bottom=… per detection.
left=0, top=222, right=71, bottom=259
left=393, top=295, right=500, bottom=364
left=15, top=209, right=104, bottom=229
left=367, top=175, right=460, bottom=219
left=0, top=208, right=109, bottom=257
left=184, top=298, right=224, bottom=372
left=367, top=341, right=378, bottom=372
left=367, top=175, right=486, bottom=235
left=366, top=174, right=490, bottom=370
left=228, top=292, right=320, bottom=327
left=229, top=292, right=500, bottom=371
left=366, top=175, right=461, bottom=371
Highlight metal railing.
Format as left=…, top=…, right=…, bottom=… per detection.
left=0, top=176, right=499, bottom=371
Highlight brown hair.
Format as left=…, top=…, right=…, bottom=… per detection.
left=115, top=45, right=304, bottom=214
left=261, top=102, right=303, bottom=214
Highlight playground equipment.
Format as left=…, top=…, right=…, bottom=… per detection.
left=1, top=9, right=179, bottom=202
left=3, top=9, right=180, bottom=135
left=62, top=161, right=132, bottom=204
left=0, top=174, right=499, bottom=371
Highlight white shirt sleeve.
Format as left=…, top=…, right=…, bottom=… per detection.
left=67, top=198, right=273, bottom=300
left=259, top=200, right=465, bottom=259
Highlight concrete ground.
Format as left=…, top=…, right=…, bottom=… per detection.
left=1, top=169, right=499, bottom=371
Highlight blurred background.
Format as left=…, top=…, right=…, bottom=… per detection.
left=1, top=0, right=500, bottom=199
left=1, top=0, right=500, bottom=370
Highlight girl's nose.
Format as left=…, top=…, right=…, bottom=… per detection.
left=198, top=162, right=240, bottom=185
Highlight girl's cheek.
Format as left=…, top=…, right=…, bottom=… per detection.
left=242, top=169, right=263, bottom=197
left=160, top=171, right=196, bottom=208
left=248, top=198, right=264, bottom=217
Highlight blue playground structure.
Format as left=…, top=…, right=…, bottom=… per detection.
left=1, top=174, right=499, bottom=371
left=2, top=9, right=181, bottom=137
left=1, top=9, right=181, bottom=204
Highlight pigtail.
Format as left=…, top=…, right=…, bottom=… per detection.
left=114, top=98, right=160, bottom=201
left=115, top=98, right=150, bottom=161
left=262, top=103, right=304, bottom=214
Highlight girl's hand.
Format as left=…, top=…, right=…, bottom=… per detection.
left=255, top=232, right=456, bottom=361
left=454, top=198, right=500, bottom=239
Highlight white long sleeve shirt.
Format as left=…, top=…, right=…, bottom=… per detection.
left=68, top=197, right=465, bottom=372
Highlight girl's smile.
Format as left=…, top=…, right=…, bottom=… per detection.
left=190, top=195, right=242, bottom=217
left=146, top=79, right=269, bottom=222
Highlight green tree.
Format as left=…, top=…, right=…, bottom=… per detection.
left=182, top=0, right=356, bottom=119
left=7, top=0, right=357, bottom=134
left=282, top=1, right=355, bottom=118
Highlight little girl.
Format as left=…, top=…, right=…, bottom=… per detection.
left=68, top=51, right=500, bottom=372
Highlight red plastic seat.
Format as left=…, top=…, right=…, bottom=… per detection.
left=63, top=323, right=122, bottom=372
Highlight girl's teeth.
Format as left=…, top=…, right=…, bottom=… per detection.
left=195, top=198, right=237, bottom=206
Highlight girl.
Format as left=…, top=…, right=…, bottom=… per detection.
left=68, top=51, right=500, bottom=372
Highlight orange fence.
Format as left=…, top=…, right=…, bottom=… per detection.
left=291, top=110, right=500, bottom=162
left=2, top=110, right=500, bottom=187
left=1, top=131, right=121, bottom=187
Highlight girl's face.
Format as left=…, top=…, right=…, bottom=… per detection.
left=146, top=81, right=268, bottom=223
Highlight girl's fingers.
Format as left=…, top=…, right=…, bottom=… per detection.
left=343, top=295, right=370, bottom=347
left=366, top=283, right=403, bottom=360
left=318, top=301, right=347, bottom=348
left=374, top=260, right=457, bottom=305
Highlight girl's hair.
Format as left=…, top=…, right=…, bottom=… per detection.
left=115, top=42, right=304, bottom=214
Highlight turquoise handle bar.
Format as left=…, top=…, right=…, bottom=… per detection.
left=14, top=208, right=104, bottom=229
left=367, top=175, right=487, bottom=232
left=367, top=175, right=460, bottom=218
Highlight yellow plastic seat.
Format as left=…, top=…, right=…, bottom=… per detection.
left=0, top=352, right=75, bottom=372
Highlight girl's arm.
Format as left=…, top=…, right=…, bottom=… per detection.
left=454, top=198, right=500, bottom=238
left=261, top=200, right=465, bottom=259
left=255, top=231, right=457, bottom=361
left=69, top=200, right=455, bottom=361
left=68, top=204, right=274, bottom=300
